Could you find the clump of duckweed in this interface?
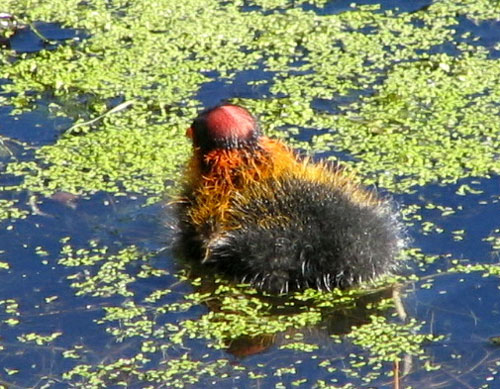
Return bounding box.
[484,229,500,252]
[0,298,20,326]
[58,241,165,297]
[63,354,232,388]
[5,106,192,199]
[177,285,323,349]
[71,266,409,386]
[449,263,500,278]
[1,0,499,197]
[17,331,62,345]
[279,342,319,352]
[98,301,155,341]
[347,315,443,365]
[0,199,28,221]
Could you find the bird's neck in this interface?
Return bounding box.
[184,137,297,226]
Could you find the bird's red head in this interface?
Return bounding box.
[187,104,261,153]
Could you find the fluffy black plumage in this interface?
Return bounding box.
[178,175,404,294]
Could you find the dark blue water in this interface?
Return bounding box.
[1,4,500,388]
[301,0,433,15]
[5,21,85,53]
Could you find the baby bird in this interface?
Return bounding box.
[176,104,405,294]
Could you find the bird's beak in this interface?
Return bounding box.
[186,127,193,139]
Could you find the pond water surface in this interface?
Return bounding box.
[1,1,500,388]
